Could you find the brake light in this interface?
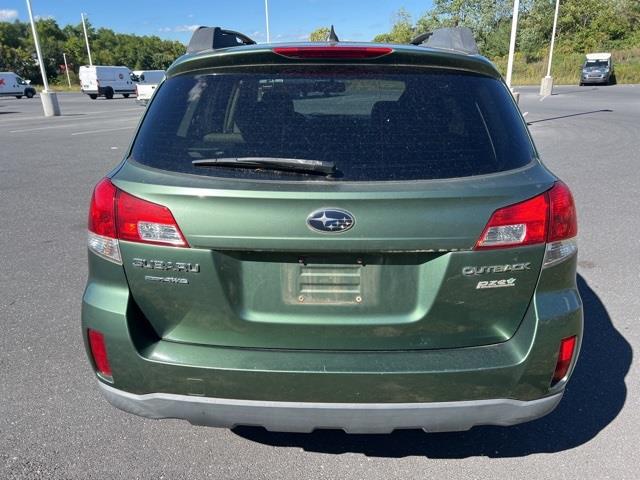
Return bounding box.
[88,179,121,263]
[88,178,188,263]
[551,336,577,385]
[273,46,393,59]
[475,193,548,249]
[116,189,187,246]
[547,182,577,241]
[475,182,578,266]
[88,329,112,380]
[544,182,578,267]
[89,178,117,237]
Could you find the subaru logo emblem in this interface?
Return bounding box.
[307,208,355,234]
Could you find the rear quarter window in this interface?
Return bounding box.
[130,67,535,182]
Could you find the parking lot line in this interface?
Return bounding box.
[0,107,143,126]
[71,125,138,136]
[10,117,138,134]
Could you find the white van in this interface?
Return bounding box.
[132,70,165,105]
[131,70,165,84]
[79,65,136,99]
[0,72,36,98]
[580,53,615,85]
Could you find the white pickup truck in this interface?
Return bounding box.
[133,70,165,105]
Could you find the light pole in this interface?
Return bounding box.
[540,0,561,96]
[25,0,61,116]
[264,0,271,43]
[63,53,71,88]
[505,0,520,101]
[81,13,93,66]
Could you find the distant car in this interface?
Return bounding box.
[580,53,615,85]
[132,70,165,105]
[79,65,136,99]
[83,26,582,434]
[0,72,36,99]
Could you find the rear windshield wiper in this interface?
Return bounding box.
[192,157,336,175]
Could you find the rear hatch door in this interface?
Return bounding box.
[115,163,551,351]
[116,63,551,351]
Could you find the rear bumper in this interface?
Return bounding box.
[98,381,563,433]
[81,87,136,96]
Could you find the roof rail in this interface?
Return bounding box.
[410,27,478,55]
[187,27,256,54]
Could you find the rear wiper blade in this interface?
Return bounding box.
[192,157,336,175]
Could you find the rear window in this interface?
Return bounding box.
[585,60,609,68]
[130,67,535,182]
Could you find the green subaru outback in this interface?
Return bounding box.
[82,27,582,433]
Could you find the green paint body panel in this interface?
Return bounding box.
[81,42,583,417]
[82,251,581,403]
[111,161,553,351]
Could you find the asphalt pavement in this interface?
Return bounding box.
[0,86,638,479]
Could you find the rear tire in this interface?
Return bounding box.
[89,94,98,100]
[105,87,114,100]
[15,95,23,99]
[123,93,130,98]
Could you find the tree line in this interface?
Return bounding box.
[0,19,186,84]
[369,0,639,61]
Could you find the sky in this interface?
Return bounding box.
[0,0,434,44]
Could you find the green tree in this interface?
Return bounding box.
[373,8,416,44]
[309,27,330,42]
[0,18,186,84]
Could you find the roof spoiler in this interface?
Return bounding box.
[187,27,256,54]
[410,27,479,55]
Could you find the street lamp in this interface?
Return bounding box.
[540,0,561,96]
[264,0,271,43]
[81,13,93,66]
[63,53,71,88]
[505,0,521,103]
[25,0,61,116]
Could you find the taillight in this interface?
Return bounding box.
[88,178,117,237]
[551,335,577,385]
[88,329,113,381]
[88,178,188,263]
[88,178,121,263]
[547,181,577,241]
[116,189,187,246]
[475,181,578,266]
[273,46,393,59]
[544,182,578,267]
[475,193,548,249]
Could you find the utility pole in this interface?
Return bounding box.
[81,13,93,66]
[264,0,271,43]
[505,0,520,93]
[540,0,561,96]
[25,0,61,116]
[63,53,71,88]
